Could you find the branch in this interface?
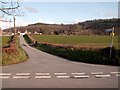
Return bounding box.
[0,1,20,15]
[0,3,20,10]
[1,1,8,4]
[0,9,12,15]
[0,10,11,15]
[0,20,9,22]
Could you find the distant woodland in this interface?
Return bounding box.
[3,18,120,35]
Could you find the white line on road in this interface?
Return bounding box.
[73,75,89,78]
[16,73,30,75]
[0,76,10,79]
[13,76,30,79]
[91,72,103,75]
[0,73,11,76]
[54,73,67,75]
[36,73,50,75]
[35,76,51,79]
[57,76,70,79]
[95,75,111,78]
[71,72,86,75]
[115,74,120,77]
[110,72,120,74]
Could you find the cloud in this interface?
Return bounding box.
[1,22,9,30]
[16,20,30,26]
[24,6,39,13]
[1,19,32,30]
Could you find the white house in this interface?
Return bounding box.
[25,29,28,34]
[12,33,15,35]
[28,31,31,34]
[19,30,28,35]
[17,31,21,34]
[34,31,39,34]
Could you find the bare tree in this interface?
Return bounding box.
[0,0,20,16]
[0,0,22,34]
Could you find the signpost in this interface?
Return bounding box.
[106,27,115,58]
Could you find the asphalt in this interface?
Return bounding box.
[1,35,119,88]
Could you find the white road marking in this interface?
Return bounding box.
[91,72,103,75]
[1,72,118,79]
[35,76,51,79]
[16,73,30,75]
[13,76,30,79]
[0,76,10,79]
[36,73,50,75]
[57,76,70,78]
[0,73,11,76]
[54,73,67,75]
[74,75,89,78]
[115,74,120,77]
[110,72,120,74]
[95,75,111,78]
[71,72,86,75]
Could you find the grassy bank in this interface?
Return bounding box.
[2,36,13,47]
[1,35,28,66]
[24,34,120,66]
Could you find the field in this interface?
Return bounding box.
[2,36,12,47]
[31,35,119,49]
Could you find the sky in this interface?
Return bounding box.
[1,2,118,29]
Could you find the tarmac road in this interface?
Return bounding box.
[2,35,119,88]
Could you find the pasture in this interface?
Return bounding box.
[31,35,119,49]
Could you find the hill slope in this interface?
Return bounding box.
[3,18,120,35]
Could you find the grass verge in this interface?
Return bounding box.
[2,36,13,48]
[1,35,28,66]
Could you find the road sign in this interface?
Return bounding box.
[105,27,115,58]
[105,29,113,32]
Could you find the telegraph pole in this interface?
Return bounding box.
[9,19,12,36]
[13,16,16,35]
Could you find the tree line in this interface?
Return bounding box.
[3,18,120,35]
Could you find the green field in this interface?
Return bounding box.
[2,36,11,47]
[31,35,119,48]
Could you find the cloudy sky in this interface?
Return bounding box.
[1,1,118,29]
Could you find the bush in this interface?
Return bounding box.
[34,43,120,66]
[23,34,32,43]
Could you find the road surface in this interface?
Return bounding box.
[1,35,119,88]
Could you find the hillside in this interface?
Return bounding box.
[3,18,120,35]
